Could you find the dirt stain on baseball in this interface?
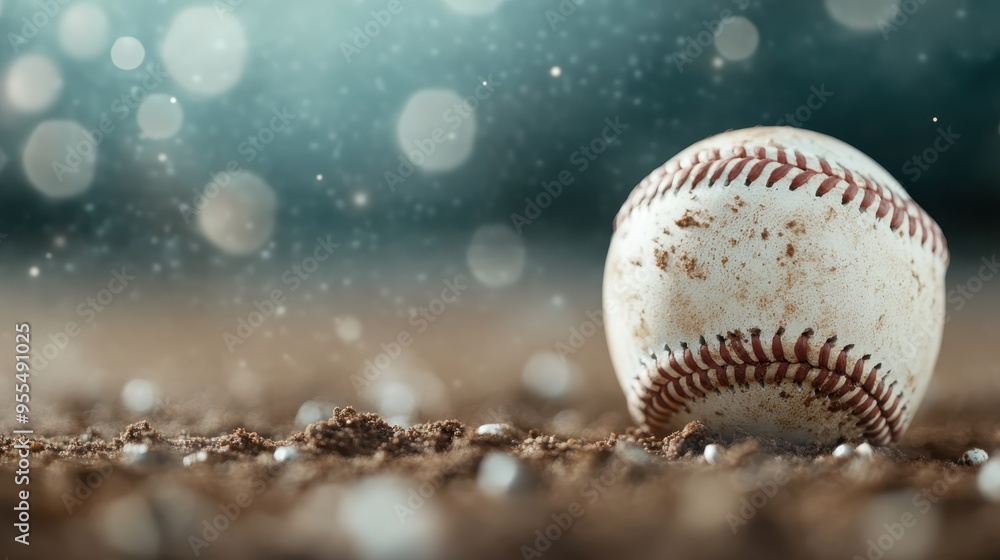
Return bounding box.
[678,253,706,280]
[785,220,806,235]
[675,210,710,229]
[654,248,669,271]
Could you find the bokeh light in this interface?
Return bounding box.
[443,0,505,16]
[110,36,146,70]
[137,94,184,140]
[197,172,277,255]
[466,224,526,288]
[58,3,111,60]
[825,0,901,31]
[396,89,477,173]
[5,54,62,113]
[715,16,760,61]
[161,6,248,96]
[22,120,97,199]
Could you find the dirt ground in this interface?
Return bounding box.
[2,256,1000,559]
[1,399,998,560]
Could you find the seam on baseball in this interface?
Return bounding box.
[613,144,949,264]
[629,328,906,445]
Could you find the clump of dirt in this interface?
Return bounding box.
[215,428,275,455]
[294,406,396,455]
[396,419,466,454]
[290,407,466,458]
[660,421,719,459]
[112,420,164,447]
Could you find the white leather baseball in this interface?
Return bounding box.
[603,127,948,445]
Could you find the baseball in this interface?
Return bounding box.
[603,127,948,445]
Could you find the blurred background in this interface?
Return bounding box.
[1,0,999,434]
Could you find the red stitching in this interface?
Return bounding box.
[614,145,949,263]
[630,329,907,445]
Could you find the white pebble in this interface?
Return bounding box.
[616,441,653,466]
[121,443,152,466]
[339,476,442,560]
[977,456,1000,502]
[295,399,334,427]
[274,445,300,463]
[476,423,515,437]
[833,443,855,458]
[182,450,209,467]
[703,444,723,465]
[961,448,989,467]
[855,442,876,460]
[121,379,160,414]
[522,351,576,400]
[477,452,527,496]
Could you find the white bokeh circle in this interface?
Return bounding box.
[162,6,248,96]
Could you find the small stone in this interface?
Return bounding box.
[121,442,171,466]
[121,379,160,415]
[182,450,209,467]
[616,441,653,466]
[274,445,300,463]
[833,443,855,458]
[961,448,989,467]
[855,442,876,460]
[977,456,1000,502]
[703,443,723,465]
[122,443,149,462]
[476,423,515,437]
[295,399,335,427]
[477,452,529,496]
